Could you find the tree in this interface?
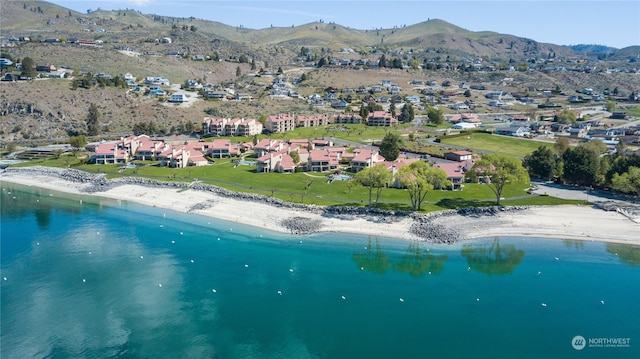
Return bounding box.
[389,101,396,118]
[235,66,241,77]
[605,100,616,112]
[398,161,449,211]
[523,146,557,180]
[20,56,36,78]
[354,164,392,207]
[471,154,529,205]
[556,110,577,124]
[554,136,570,155]
[399,102,414,123]
[86,103,100,136]
[611,167,640,196]
[378,54,387,68]
[426,106,444,125]
[289,150,300,164]
[378,132,402,161]
[69,135,87,150]
[562,146,600,186]
[359,103,369,120]
[250,58,256,70]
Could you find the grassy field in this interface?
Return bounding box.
[10,151,583,212]
[439,132,554,158]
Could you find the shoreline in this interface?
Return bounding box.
[1,167,639,246]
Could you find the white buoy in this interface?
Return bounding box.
[554,257,559,261]
[277,290,282,295]
[180,232,184,235]
[82,279,86,283]
[541,303,547,307]
[244,264,249,268]
[428,271,432,275]
[140,256,144,259]
[229,228,233,231]
[289,268,294,272]
[171,240,175,244]
[212,289,217,293]
[399,298,404,302]
[89,251,92,255]
[601,300,605,304]
[537,271,541,275]
[158,283,162,287]
[160,225,164,228]
[467,266,471,271]
[299,240,303,244]
[476,298,480,302]
[36,242,40,246]
[259,234,263,237]
[3,277,7,281]
[97,232,100,235]
[360,267,364,270]
[341,295,346,300]
[217,237,220,241]
[364,246,367,250]
[190,259,194,263]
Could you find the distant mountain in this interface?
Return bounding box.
[1,0,579,61]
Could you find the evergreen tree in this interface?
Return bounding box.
[523,146,557,180]
[86,103,100,136]
[20,56,37,78]
[400,103,415,123]
[379,132,402,161]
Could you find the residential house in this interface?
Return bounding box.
[367,111,398,127]
[169,93,186,103]
[308,149,340,172]
[296,114,331,128]
[237,118,263,136]
[92,142,129,164]
[208,139,240,158]
[266,113,296,133]
[433,163,466,190]
[333,113,363,124]
[331,100,348,109]
[256,150,296,173]
[444,150,473,162]
[494,124,530,137]
[351,149,385,172]
[36,63,56,72]
[254,139,286,157]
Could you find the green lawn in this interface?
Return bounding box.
[207,123,415,145]
[9,147,582,212]
[439,132,553,158]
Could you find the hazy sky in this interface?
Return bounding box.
[49,1,639,48]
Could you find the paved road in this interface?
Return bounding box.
[531,181,639,205]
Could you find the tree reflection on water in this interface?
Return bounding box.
[352,238,392,274]
[352,238,448,277]
[606,243,640,266]
[393,241,448,277]
[461,237,525,275]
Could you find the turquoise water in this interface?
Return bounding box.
[1,182,639,359]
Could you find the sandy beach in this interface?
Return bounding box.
[1,168,639,245]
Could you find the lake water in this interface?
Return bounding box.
[1,182,639,359]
